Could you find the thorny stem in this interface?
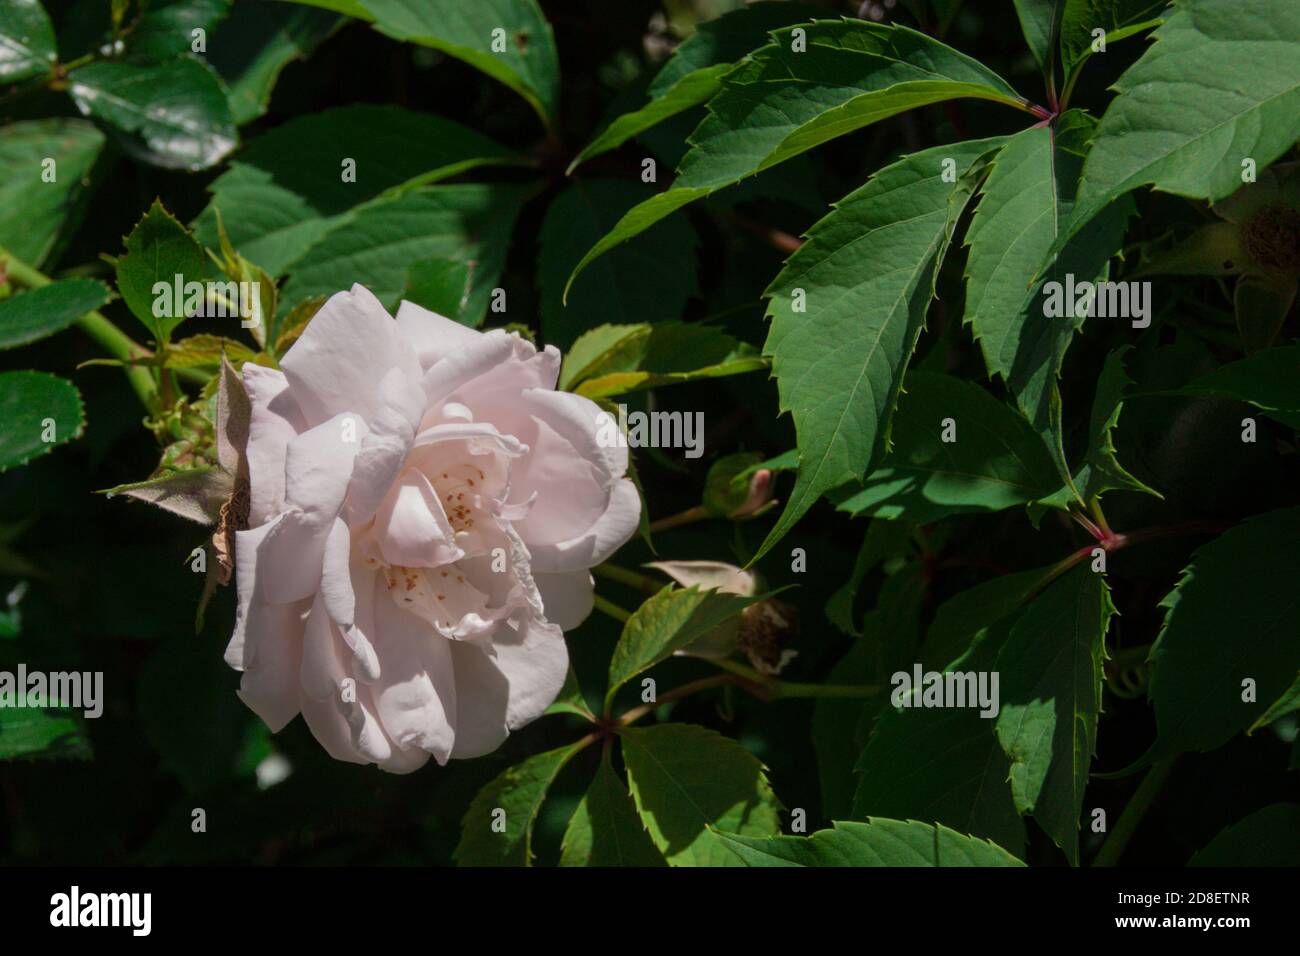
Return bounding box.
[3,249,158,410]
[1094,756,1178,866]
[648,504,709,534]
[707,657,881,701]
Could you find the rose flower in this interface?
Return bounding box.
[225,286,640,772]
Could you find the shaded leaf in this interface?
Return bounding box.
[559,752,666,867]
[712,817,1025,866]
[454,739,589,865]
[620,723,781,866]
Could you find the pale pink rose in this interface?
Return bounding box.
[224,285,640,772]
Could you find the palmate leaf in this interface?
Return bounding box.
[560,752,665,867]
[1146,506,1300,760]
[194,105,520,276]
[620,723,782,866]
[711,818,1025,867]
[0,371,84,472]
[753,138,1002,562]
[454,739,590,866]
[962,111,1133,491]
[831,370,1061,522]
[994,565,1113,865]
[564,19,1029,296]
[566,1,822,171]
[68,56,238,171]
[0,119,105,267]
[1048,0,1300,264]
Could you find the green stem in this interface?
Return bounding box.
[2,250,157,410]
[708,657,880,700]
[1093,756,1178,867]
[593,563,661,594]
[648,504,709,534]
[592,594,631,624]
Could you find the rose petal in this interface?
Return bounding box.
[395,300,483,371]
[446,616,567,759]
[533,570,595,632]
[242,364,306,525]
[370,596,458,763]
[281,284,421,427]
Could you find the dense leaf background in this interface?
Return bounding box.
[0,0,1297,866]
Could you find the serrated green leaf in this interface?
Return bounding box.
[620,723,781,866]
[279,183,529,326]
[921,562,1061,672]
[816,564,923,819]
[538,180,698,350]
[0,119,105,268]
[360,0,560,127]
[994,565,1112,865]
[560,752,666,866]
[853,612,1025,856]
[567,1,822,171]
[68,56,238,171]
[565,19,1028,294]
[711,818,1025,866]
[1147,506,1300,759]
[831,371,1061,522]
[1051,0,1300,264]
[1188,804,1300,866]
[606,584,762,710]
[0,279,109,350]
[1059,0,1165,88]
[567,322,763,399]
[0,371,83,472]
[195,105,520,276]
[1033,346,1160,511]
[208,0,341,125]
[115,200,208,343]
[963,113,1134,493]
[0,0,55,83]
[753,139,1002,562]
[455,739,590,866]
